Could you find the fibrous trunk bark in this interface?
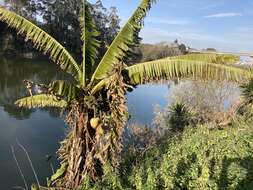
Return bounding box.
[54,68,128,189]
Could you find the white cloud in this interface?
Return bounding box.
[204,13,242,18]
[146,17,190,26]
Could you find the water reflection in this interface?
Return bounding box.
[0,58,67,119]
[127,85,170,124]
[0,58,67,189]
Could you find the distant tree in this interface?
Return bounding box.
[106,6,120,45]
[91,1,122,57]
[179,43,187,54]
[206,48,217,52]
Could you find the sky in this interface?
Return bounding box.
[90,0,253,53]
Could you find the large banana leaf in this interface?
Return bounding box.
[91,0,156,82]
[124,59,252,85]
[170,53,239,65]
[48,80,80,101]
[79,2,100,85]
[15,94,67,109]
[0,7,82,81]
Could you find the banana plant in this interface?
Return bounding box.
[0,0,252,188]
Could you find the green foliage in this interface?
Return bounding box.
[99,164,124,190]
[47,163,68,186]
[238,79,253,119]
[174,53,240,65]
[79,164,124,190]
[240,79,253,104]
[15,94,67,108]
[126,56,252,85]
[48,80,80,101]
[80,3,101,85]
[158,121,253,190]
[168,102,192,132]
[80,119,253,190]
[216,54,240,65]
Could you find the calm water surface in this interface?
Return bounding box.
[0,58,170,189]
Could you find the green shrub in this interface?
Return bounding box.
[159,122,253,190]
[238,80,253,120]
[168,102,193,132]
[240,79,253,104]
[79,164,124,190]
[81,119,253,190]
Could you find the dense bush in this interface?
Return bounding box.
[170,81,240,125]
[157,121,253,190]
[80,118,253,190]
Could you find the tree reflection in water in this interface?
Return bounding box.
[0,57,68,119]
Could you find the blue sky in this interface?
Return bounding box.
[90,0,253,52]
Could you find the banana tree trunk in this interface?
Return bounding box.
[54,68,128,188]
